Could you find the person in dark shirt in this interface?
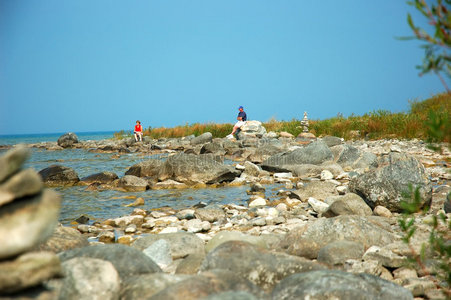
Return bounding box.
[228,106,247,139]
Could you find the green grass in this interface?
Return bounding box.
[118,93,450,142]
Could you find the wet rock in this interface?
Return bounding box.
[121,273,191,300]
[132,232,205,260]
[200,241,325,292]
[58,244,162,278]
[262,140,333,172]
[271,270,413,300]
[191,132,213,145]
[195,205,226,222]
[277,216,395,259]
[0,145,30,183]
[0,169,43,206]
[349,152,432,212]
[0,189,61,260]
[75,214,90,224]
[59,257,120,300]
[150,269,265,300]
[249,183,265,194]
[116,175,149,192]
[323,193,373,217]
[0,251,62,294]
[153,180,189,189]
[124,159,163,178]
[34,225,89,253]
[57,132,79,148]
[317,241,364,266]
[38,164,80,187]
[80,171,119,185]
[98,231,115,243]
[158,153,240,184]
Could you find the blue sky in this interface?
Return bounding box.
[0,0,447,135]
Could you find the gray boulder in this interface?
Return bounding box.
[38,164,80,187]
[289,181,337,201]
[58,244,162,278]
[321,136,343,147]
[80,171,119,185]
[0,251,62,294]
[0,145,30,183]
[205,231,282,252]
[132,232,205,260]
[34,225,89,253]
[116,175,149,191]
[331,144,378,170]
[158,153,240,184]
[124,159,163,178]
[175,253,205,274]
[271,270,413,300]
[277,215,395,259]
[60,257,120,300]
[0,189,61,260]
[323,193,373,217]
[199,241,325,292]
[201,141,225,155]
[289,162,344,178]
[248,144,283,163]
[194,205,226,222]
[57,132,79,148]
[149,269,265,300]
[191,132,213,145]
[237,121,267,139]
[349,152,432,212]
[317,241,365,266]
[203,291,261,300]
[262,140,333,172]
[121,273,191,300]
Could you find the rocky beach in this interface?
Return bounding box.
[0,122,449,299]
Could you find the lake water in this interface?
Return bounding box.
[0,132,284,225]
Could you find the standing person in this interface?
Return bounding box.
[228,106,247,139]
[134,120,143,142]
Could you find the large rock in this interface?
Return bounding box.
[158,153,240,184]
[289,162,344,178]
[323,193,373,217]
[124,159,163,178]
[149,269,265,300]
[237,121,267,139]
[115,175,149,191]
[199,241,325,292]
[0,251,62,294]
[317,241,365,266]
[0,189,61,260]
[38,164,80,187]
[121,273,191,300]
[200,141,225,155]
[34,225,89,253]
[205,231,281,252]
[194,205,226,222]
[262,140,333,172]
[58,244,162,278]
[80,171,119,185]
[57,132,79,148]
[191,132,213,145]
[331,144,378,170]
[132,232,205,260]
[0,169,43,206]
[271,270,413,300]
[349,152,432,212]
[289,181,337,201]
[277,215,395,259]
[60,257,120,300]
[321,136,343,147]
[248,144,283,163]
[0,145,30,183]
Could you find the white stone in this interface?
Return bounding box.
[307,197,330,214]
[159,227,179,234]
[125,224,137,233]
[235,164,245,170]
[276,203,288,212]
[249,197,267,208]
[320,170,334,180]
[336,186,347,195]
[114,215,144,227]
[267,207,279,217]
[274,172,293,180]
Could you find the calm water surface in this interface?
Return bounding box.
[0,132,284,225]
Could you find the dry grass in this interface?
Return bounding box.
[119,93,450,142]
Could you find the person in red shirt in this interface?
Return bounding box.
[134,120,143,142]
